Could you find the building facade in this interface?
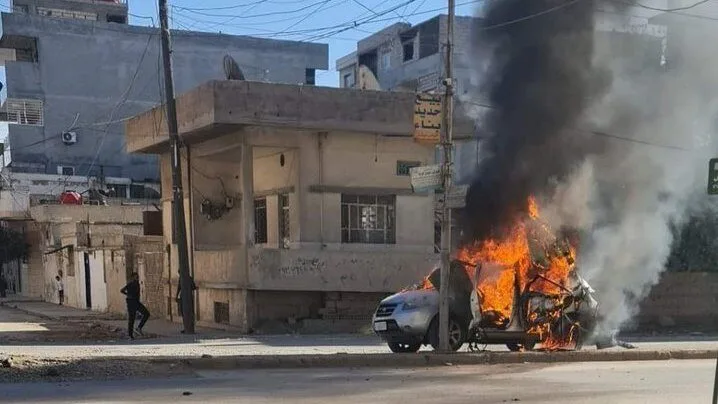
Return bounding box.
[336,13,668,184]
[0,0,328,183]
[124,80,481,332]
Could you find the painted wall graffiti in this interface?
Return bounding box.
[276,257,326,278]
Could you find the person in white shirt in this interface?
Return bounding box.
[55,276,64,305]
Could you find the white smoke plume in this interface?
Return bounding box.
[549,12,716,333]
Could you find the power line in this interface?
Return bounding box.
[479,0,585,31]
[612,0,712,12]
[350,0,410,24]
[173,0,310,12]
[463,100,691,151]
[173,0,334,20]
[171,0,352,30]
[274,0,335,34]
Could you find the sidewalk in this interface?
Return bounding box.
[1,299,717,370]
[0,299,232,340]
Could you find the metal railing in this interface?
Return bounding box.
[0,98,44,126]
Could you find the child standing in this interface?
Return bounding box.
[55,275,64,305]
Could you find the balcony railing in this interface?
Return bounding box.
[0,98,44,126]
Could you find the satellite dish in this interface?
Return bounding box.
[223,55,245,80]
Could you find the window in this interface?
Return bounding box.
[130,184,148,199]
[381,51,391,70]
[107,15,127,24]
[213,302,230,324]
[402,40,415,62]
[305,68,316,85]
[343,73,354,88]
[396,160,421,176]
[4,98,43,125]
[278,194,290,248]
[57,166,74,176]
[110,184,128,198]
[341,195,396,244]
[254,198,268,244]
[16,39,38,63]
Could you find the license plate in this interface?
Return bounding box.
[374,321,387,331]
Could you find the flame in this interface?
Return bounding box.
[457,196,578,350]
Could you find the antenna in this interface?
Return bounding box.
[223,55,245,80]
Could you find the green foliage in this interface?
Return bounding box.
[666,214,718,272]
[0,226,28,265]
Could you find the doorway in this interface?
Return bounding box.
[83,252,92,309]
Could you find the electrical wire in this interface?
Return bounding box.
[172,0,310,12]
[479,0,585,31]
[612,0,712,12]
[173,0,334,19]
[274,0,335,35]
[350,0,410,24]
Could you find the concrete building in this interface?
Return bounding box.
[125,80,475,332]
[0,0,328,183]
[28,203,160,314]
[336,12,668,183]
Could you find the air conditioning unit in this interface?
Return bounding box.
[61,131,77,145]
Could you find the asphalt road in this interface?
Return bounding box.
[2,305,717,358]
[0,359,713,403]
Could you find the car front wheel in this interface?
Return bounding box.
[428,316,465,352]
[388,341,421,353]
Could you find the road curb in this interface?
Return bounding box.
[166,349,718,370]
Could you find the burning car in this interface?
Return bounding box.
[372,197,600,353]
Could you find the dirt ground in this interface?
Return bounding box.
[0,356,193,383]
[0,305,151,344]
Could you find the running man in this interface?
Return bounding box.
[120,273,150,339]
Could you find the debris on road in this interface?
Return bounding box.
[0,357,193,384]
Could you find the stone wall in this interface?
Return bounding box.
[320,291,388,321]
[636,272,718,329]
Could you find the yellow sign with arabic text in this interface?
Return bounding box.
[413,93,443,144]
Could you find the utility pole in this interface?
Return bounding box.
[158,0,194,334]
[438,0,456,353]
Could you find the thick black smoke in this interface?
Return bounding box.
[464,0,607,242]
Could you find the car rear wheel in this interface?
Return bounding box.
[428,316,465,352]
[388,341,421,353]
[506,341,536,352]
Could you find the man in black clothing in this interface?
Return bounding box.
[0,275,7,298]
[120,273,150,339]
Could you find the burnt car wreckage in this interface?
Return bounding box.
[372,235,636,353]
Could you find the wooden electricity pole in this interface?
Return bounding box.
[438,0,456,353]
[158,0,195,334]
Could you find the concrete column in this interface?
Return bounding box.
[241,143,254,247]
[297,133,321,244]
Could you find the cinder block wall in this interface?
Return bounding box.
[637,272,718,329]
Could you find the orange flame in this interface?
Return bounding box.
[457,196,578,350]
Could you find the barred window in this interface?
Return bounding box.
[278,194,290,248]
[341,195,395,244]
[254,198,267,244]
